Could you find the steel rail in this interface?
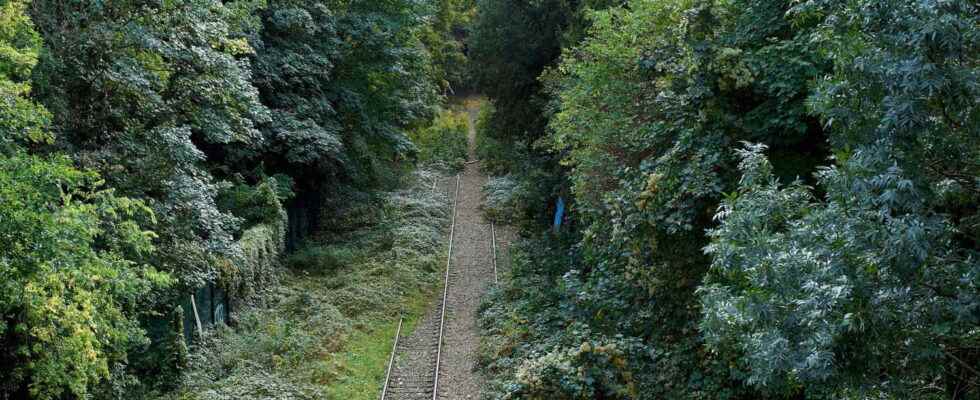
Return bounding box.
[490,222,498,284]
[380,317,403,400]
[488,177,499,284]
[431,173,461,400]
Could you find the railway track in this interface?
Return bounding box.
[381,167,500,400]
[382,102,498,400]
[431,173,461,400]
[380,174,459,400]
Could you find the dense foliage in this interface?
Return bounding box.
[0,2,170,398]
[30,0,273,293]
[170,169,450,399]
[0,0,464,396]
[408,109,469,171]
[3,0,977,397]
[469,0,569,146]
[418,0,476,94]
[248,0,442,192]
[477,0,979,399]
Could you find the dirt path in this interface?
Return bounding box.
[384,104,497,400]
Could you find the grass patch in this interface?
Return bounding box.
[325,289,433,399]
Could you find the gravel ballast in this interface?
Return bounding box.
[385,106,499,400]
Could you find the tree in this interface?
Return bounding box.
[247,0,438,208]
[30,0,271,288]
[0,154,170,400]
[416,0,475,95]
[702,144,979,397]
[544,0,828,354]
[469,0,617,145]
[701,0,980,397]
[469,0,569,144]
[0,2,169,397]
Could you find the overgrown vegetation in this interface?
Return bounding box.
[160,169,449,399]
[475,0,979,399]
[418,0,477,95]
[3,0,978,397]
[474,102,518,176]
[0,0,469,396]
[409,109,469,171]
[0,3,171,398]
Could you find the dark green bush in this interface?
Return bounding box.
[285,245,359,275]
[474,102,521,176]
[218,178,289,229]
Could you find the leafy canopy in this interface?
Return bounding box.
[0,2,169,398]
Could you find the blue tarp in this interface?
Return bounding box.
[554,197,565,231]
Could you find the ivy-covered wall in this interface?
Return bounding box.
[224,207,288,314]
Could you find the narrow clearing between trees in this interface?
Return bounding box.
[383,105,499,400]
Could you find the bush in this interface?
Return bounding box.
[285,245,359,275]
[409,110,468,171]
[474,102,521,176]
[217,178,291,229]
[482,175,520,223]
[475,102,569,230]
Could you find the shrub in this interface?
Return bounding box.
[285,245,359,275]
[408,110,468,171]
[482,175,520,223]
[474,102,520,176]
